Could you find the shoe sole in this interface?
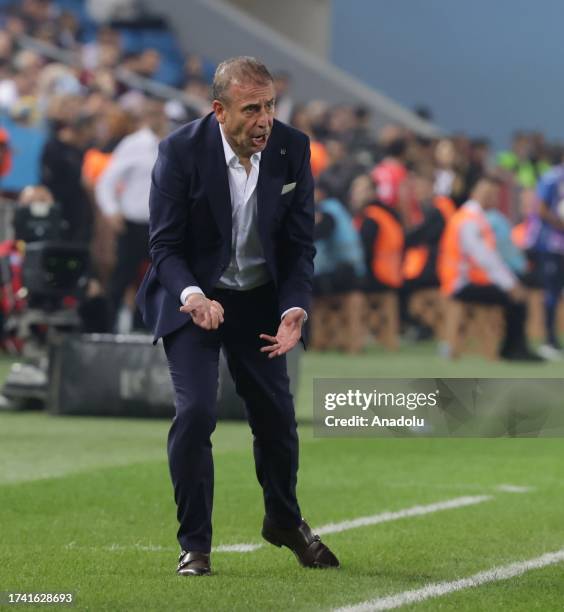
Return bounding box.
[177,569,212,576]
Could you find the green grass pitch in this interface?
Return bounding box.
[1,344,564,611]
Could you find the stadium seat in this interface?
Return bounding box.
[365,291,400,351]
[408,288,445,339]
[442,299,504,360]
[310,292,366,353]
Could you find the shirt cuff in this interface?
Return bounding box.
[281,307,308,322]
[180,286,204,305]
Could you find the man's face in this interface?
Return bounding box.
[213,80,275,159]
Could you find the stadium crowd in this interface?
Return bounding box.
[1,0,563,362]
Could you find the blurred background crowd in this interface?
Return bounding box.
[1,0,563,363]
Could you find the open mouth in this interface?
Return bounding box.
[251,134,267,147]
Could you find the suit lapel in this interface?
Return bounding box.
[257,123,288,240]
[196,114,231,241]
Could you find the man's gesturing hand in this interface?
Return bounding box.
[260,309,305,358]
[179,294,224,330]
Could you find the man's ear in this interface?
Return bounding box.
[212,99,225,124]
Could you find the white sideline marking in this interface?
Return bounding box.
[100,543,174,552]
[334,548,564,612]
[218,495,492,553]
[496,484,534,493]
[315,495,492,536]
[213,543,263,553]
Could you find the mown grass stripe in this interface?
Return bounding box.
[335,548,564,611]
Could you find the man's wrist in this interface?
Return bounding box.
[281,307,307,322]
[180,286,205,305]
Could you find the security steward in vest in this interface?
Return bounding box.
[438,174,542,361]
[352,179,404,293]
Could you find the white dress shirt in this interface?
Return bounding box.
[458,200,517,292]
[181,126,306,321]
[96,127,159,223]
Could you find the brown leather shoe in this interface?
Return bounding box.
[261,517,339,568]
[176,551,211,576]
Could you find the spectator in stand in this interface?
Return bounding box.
[318,134,366,208]
[83,104,136,287]
[290,105,328,178]
[119,49,161,88]
[0,30,14,79]
[348,106,379,164]
[40,103,96,244]
[95,98,168,330]
[83,105,136,188]
[351,173,404,294]
[497,131,550,189]
[313,178,365,296]
[484,197,527,278]
[273,70,294,124]
[82,26,122,71]
[0,50,44,120]
[306,99,330,141]
[399,167,455,339]
[511,188,543,289]
[464,138,491,195]
[9,0,57,37]
[434,138,467,204]
[349,172,376,216]
[36,63,83,119]
[377,123,405,153]
[136,49,161,79]
[438,175,541,361]
[406,135,435,172]
[183,54,206,84]
[525,154,564,358]
[56,10,81,50]
[183,76,210,103]
[402,166,456,290]
[327,105,356,141]
[370,137,408,213]
[2,9,26,39]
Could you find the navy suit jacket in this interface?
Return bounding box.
[136,112,315,343]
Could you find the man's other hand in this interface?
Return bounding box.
[180,294,224,330]
[259,309,305,358]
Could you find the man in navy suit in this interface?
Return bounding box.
[137,57,339,575]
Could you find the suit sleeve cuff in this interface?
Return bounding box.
[180,285,204,305]
[281,307,308,322]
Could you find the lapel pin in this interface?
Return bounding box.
[280,148,286,156]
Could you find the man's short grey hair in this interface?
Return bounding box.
[212,56,273,103]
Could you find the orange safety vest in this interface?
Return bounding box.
[402,196,456,280]
[511,221,527,249]
[82,148,113,186]
[358,204,404,288]
[438,204,496,295]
